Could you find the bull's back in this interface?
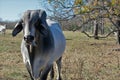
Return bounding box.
[46,19,66,61]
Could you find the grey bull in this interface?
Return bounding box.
[12,10,66,80]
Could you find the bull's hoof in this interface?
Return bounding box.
[57,78,62,80]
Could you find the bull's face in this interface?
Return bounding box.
[12,10,48,46]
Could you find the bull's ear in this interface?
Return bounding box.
[38,10,46,22]
[12,21,23,37]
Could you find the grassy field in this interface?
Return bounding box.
[0,30,120,80]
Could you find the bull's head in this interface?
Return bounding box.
[12,10,48,46]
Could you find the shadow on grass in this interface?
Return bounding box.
[66,38,73,40]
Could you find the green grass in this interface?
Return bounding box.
[0,30,120,80]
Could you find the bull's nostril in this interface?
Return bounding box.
[24,37,26,40]
[24,35,34,42]
[27,35,34,41]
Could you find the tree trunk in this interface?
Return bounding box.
[117,31,120,44]
[101,18,104,35]
[93,20,99,39]
[116,20,120,44]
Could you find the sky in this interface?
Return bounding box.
[0,0,46,21]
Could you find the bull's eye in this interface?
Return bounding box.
[35,19,41,27]
[35,21,42,31]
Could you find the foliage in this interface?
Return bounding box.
[39,0,75,20]
[46,0,120,26]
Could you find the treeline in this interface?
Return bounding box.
[0,19,83,31]
[0,18,114,33]
[0,21,17,29]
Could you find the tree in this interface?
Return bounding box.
[39,0,75,20]
[41,0,120,40]
[73,0,120,39]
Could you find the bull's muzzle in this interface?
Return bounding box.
[24,35,34,43]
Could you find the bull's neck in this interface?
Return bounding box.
[39,31,54,53]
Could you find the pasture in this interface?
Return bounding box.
[0,30,120,80]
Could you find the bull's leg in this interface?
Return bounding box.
[40,65,52,80]
[50,65,54,80]
[27,69,34,80]
[56,57,62,80]
[25,62,34,80]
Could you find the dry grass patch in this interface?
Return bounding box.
[0,30,120,80]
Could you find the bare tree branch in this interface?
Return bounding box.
[104,6,119,29]
[82,29,120,38]
[72,14,110,31]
